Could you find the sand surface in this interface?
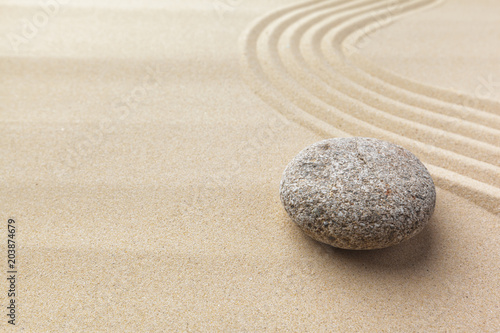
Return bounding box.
[1,0,499,331]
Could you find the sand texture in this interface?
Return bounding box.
[1,0,499,331]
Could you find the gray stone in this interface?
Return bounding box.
[279,137,436,250]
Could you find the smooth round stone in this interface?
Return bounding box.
[280,137,436,250]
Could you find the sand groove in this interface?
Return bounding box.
[240,0,500,214]
[285,14,500,147]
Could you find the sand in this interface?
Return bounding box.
[0,0,499,331]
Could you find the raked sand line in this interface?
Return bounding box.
[240,0,498,213]
[278,0,500,165]
[268,0,496,182]
[258,7,500,188]
[337,2,500,120]
[240,0,500,214]
[240,0,351,139]
[283,5,500,147]
[344,38,500,118]
[300,2,500,144]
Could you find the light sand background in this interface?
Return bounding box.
[1,0,499,331]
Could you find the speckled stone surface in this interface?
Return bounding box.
[280,137,436,250]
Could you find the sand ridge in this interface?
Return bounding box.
[240,0,500,214]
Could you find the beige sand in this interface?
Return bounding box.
[1,0,499,331]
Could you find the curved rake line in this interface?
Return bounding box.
[320,0,500,130]
[257,0,500,185]
[289,0,500,146]
[240,0,349,138]
[340,2,500,118]
[277,0,500,166]
[427,164,500,215]
[240,0,500,214]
